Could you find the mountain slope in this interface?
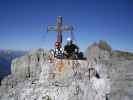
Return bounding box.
[0,50,27,81]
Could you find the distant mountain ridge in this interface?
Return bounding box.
[111,50,133,60]
[0,49,27,82]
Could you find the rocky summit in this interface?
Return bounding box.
[0,42,133,100]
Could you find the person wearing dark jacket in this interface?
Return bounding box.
[64,37,79,59]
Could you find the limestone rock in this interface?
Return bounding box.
[1,42,132,100]
[11,49,49,80]
[85,41,111,62]
[108,59,133,100]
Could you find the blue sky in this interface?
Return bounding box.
[0,0,133,52]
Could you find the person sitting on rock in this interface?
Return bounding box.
[64,37,79,59]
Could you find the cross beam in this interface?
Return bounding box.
[47,16,74,49]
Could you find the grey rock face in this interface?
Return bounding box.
[108,59,133,100]
[85,42,111,62]
[11,49,49,81]
[0,43,132,100]
[85,42,133,100]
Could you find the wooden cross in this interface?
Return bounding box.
[47,16,74,49]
